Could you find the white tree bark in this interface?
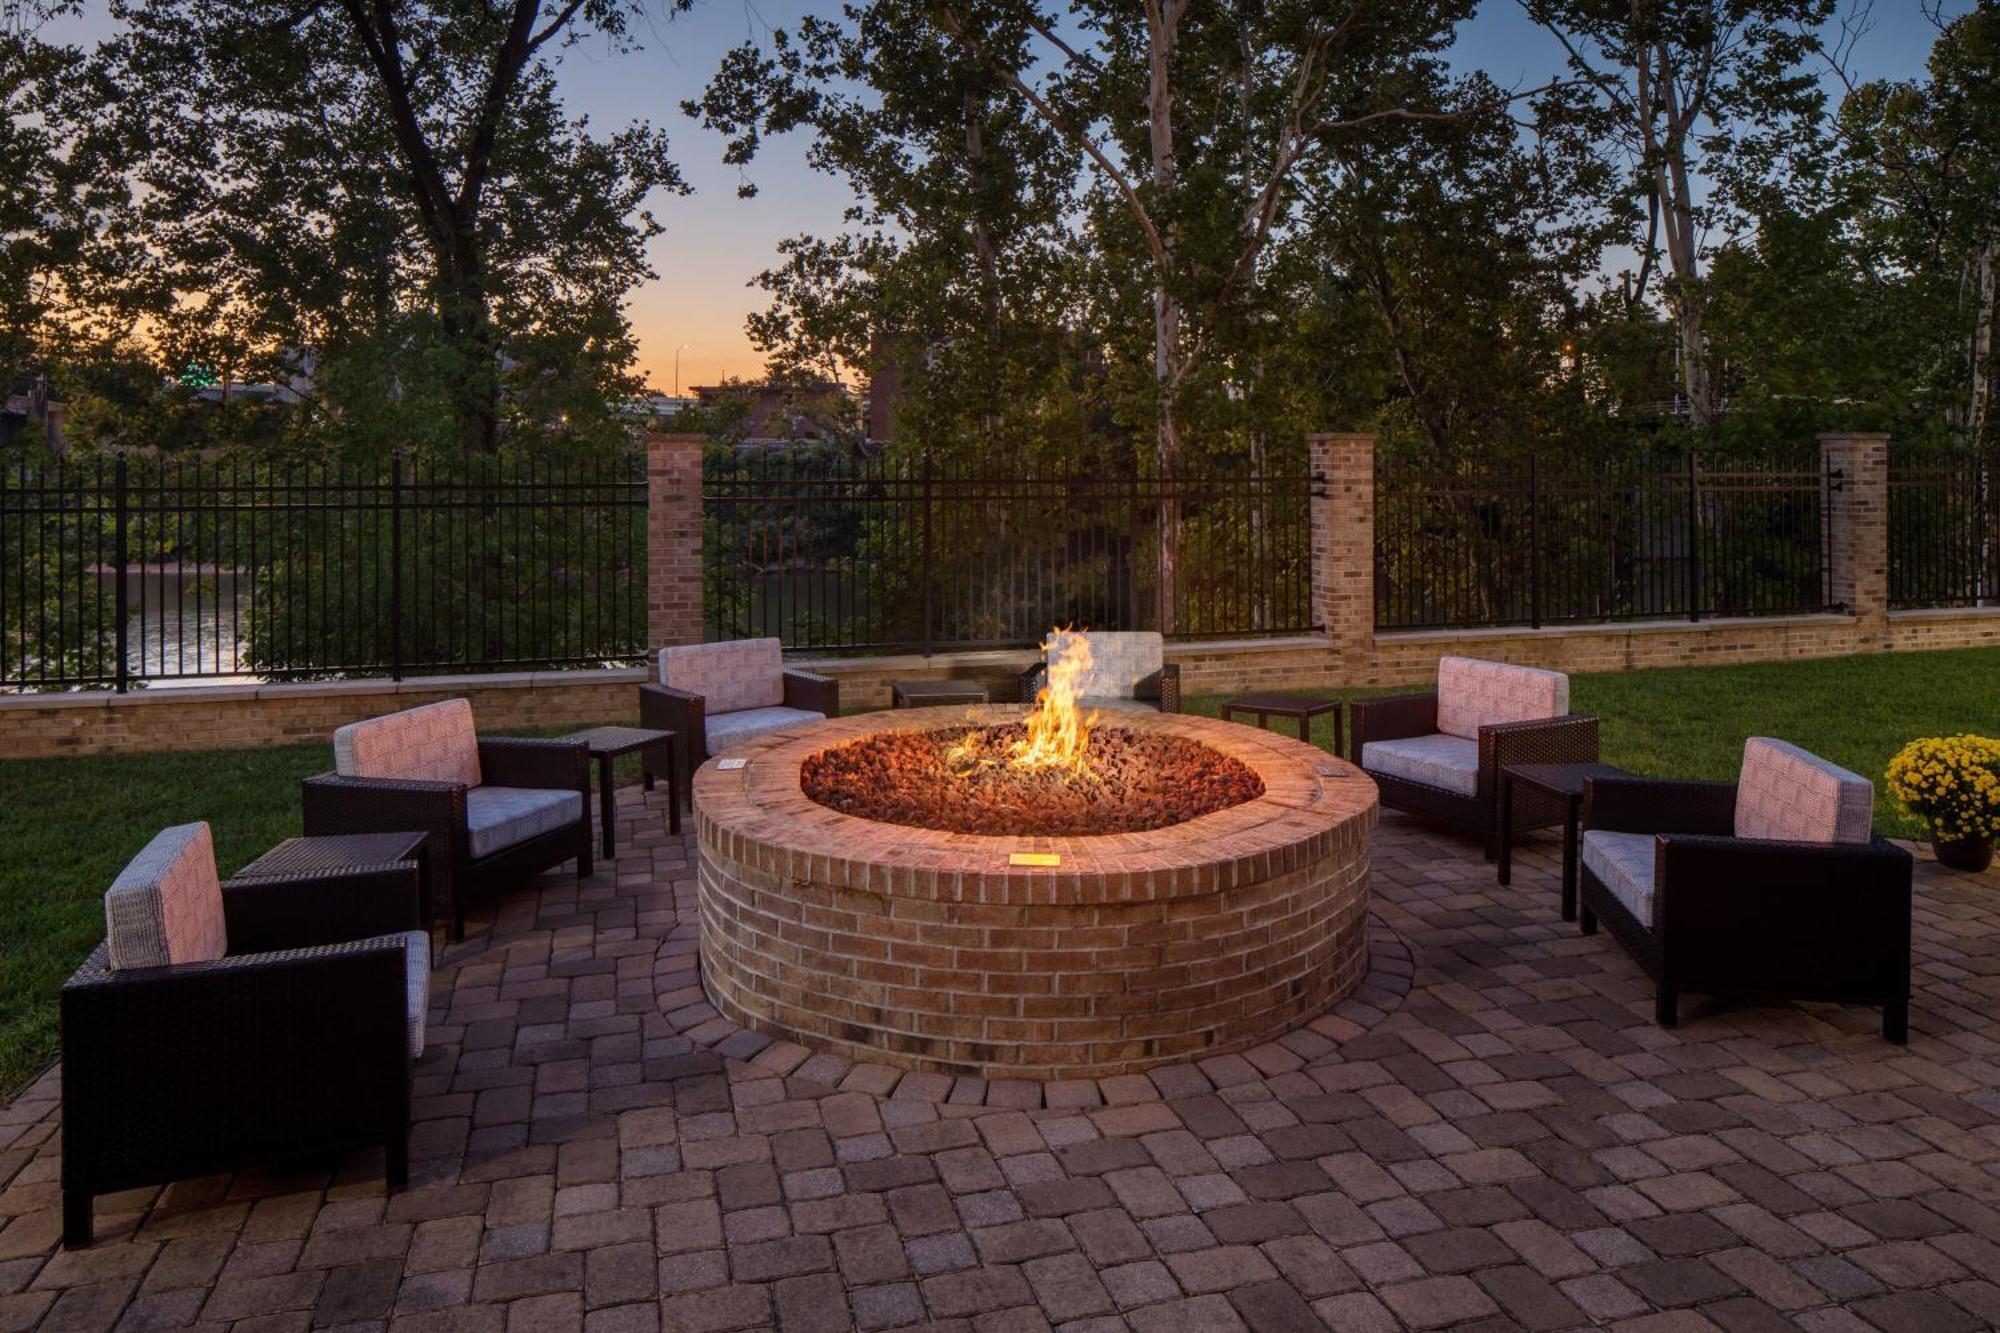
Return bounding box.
[1972,232,1996,446]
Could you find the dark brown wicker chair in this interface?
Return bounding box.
[1579,740,1912,1041]
[1351,657,1597,860]
[62,824,424,1247]
[1017,630,1180,713]
[300,699,590,940]
[640,639,839,808]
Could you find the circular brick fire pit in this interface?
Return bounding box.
[694,704,1379,1079]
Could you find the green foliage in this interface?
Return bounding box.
[20,0,689,456]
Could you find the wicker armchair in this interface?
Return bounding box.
[61,823,425,1247]
[640,639,839,808]
[1017,630,1180,713]
[1580,739,1912,1040]
[300,698,590,940]
[1351,656,1598,860]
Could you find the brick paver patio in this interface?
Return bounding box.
[4,785,1999,1333]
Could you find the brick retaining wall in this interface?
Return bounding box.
[8,605,1995,759]
[0,670,646,759]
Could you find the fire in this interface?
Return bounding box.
[943,629,1099,779]
[1010,631,1097,775]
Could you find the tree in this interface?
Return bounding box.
[1523,0,1831,427]
[1294,69,1614,464]
[104,0,689,453]
[1,0,149,389]
[1835,1,2000,446]
[697,0,1511,630]
[689,2,1086,467]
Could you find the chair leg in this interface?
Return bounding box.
[641,765,655,793]
[386,1131,409,1188]
[1655,986,1679,1028]
[1579,905,1597,935]
[62,1187,92,1249]
[1883,1001,1909,1044]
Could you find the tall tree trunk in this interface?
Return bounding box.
[1972,232,1997,447]
[1653,49,1717,427]
[964,89,1001,447]
[438,226,500,454]
[1148,3,1181,636]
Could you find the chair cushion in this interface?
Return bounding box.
[333,698,481,788]
[105,823,227,970]
[1582,830,1658,927]
[661,639,784,716]
[705,705,826,757]
[1436,656,1569,740]
[465,786,583,860]
[401,930,430,1059]
[1360,735,1481,798]
[1045,631,1163,701]
[1735,737,1874,844]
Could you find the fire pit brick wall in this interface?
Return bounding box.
[694,706,1379,1079]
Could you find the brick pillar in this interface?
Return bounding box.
[1819,431,1891,648]
[1310,432,1376,674]
[647,433,705,649]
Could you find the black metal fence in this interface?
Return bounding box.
[1889,452,1997,609]
[1376,452,1835,630]
[1,453,646,690]
[704,452,1321,652]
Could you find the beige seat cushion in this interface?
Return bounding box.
[400,930,430,1058]
[465,786,582,859]
[661,639,785,716]
[1436,657,1569,740]
[333,698,481,787]
[1361,735,1480,797]
[1582,830,1657,926]
[704,705,826,757]
[1044,631,1163,701]
[105,823,227,970]
[1734,737,1874,844]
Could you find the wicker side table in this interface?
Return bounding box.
[234,831,433,933]
[564,725,679,856]
[1499,761,1630,920]
[1220,693,1345,757]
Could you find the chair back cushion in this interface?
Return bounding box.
[1734,737,1874,844]
[660,639,784,715]
[333,698,481,787]
[1436,656,1570,740]
[1045,631,1163,701]
[105,822,227,969]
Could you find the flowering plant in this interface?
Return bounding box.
[1885,735,2000,843]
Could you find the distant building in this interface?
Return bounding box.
[2,376,65,452]
[691,380,858,448]
[625,392,697,426]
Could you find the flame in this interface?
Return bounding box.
[941,629,1100,779]
[1010,631,1098,775]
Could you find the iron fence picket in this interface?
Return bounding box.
[700,453,1321,652]
[0,453,646,690]
[1889,452,1998,609]
[1375,451,1833,631]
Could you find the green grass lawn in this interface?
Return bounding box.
[5,646,1999,1101]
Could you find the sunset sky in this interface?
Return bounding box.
[57,1,1959,392]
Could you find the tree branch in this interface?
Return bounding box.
[938,5,1170,273]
